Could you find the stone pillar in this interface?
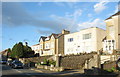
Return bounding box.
[97,54,101,68]
[55,55,60,67]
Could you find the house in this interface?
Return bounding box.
[31,44,40,55]
[0,49,8,61]
[39,30,70,56]
[64,27,106,55]
[102,11,120,54]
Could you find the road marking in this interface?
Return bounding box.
[30,69,43,72]
[14,69,22,73]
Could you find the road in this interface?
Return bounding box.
[1,64,120,77]
[1,64,57,76]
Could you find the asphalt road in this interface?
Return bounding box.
[1,64,120,77]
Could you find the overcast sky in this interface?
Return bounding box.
[1,1,119,51]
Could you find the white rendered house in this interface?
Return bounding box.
[64,27,106,55]
[31,44,40,54]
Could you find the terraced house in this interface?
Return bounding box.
[64,27,106,55]
[39,30,70,56]
[102,11,120,54]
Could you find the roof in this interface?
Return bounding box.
[105,11,120,20]
[39,36,47,42]
[0,49,8,55]
[51,33,63,39]
[80,27,105,31]
[102,36,107,42]
[39,33,63,42]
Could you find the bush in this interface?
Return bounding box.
[48,60,56,66]
[106,67,116,72]
[40,59,56,66]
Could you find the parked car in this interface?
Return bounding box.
[7,60,13,66]
[11,60,23,68]
[0,60,7,64]
[116,58,120,70]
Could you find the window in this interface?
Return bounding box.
[68,38,73,42]
[40,45,42,49]
[45,43,50,49]
[83,33,91,40]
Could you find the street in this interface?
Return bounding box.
[1,64,120,77]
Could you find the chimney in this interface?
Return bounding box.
[62,29,70,35]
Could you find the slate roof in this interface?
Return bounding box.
[39,36,47,42]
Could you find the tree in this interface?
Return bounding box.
[10,42,35,58]
[23,45,34,58]
[11,43,18,58]
[7,48,12,58]
[11,42,24,58]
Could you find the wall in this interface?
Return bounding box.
[64,27,105,55]
[96,28,106,51]
[19,56,52,64]
[31,44,40,54]
[118,15,120,50]
[59,53,99,69]
[104,13,120,52]
[100,55,120,64]
[58,35,64,55]
[102,61,116,70]
[19,53,100,70]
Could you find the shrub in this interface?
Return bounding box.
[48,60,56,66]
[106,67,116,72]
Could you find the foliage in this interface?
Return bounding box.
[7,48,12,58]
[48,60,56,66]
[23,45,34,58]
[40,59,56,66]
[11,42,24,58]
[7,48,11,53]
[10,42,34,59]
[43,59,49,65]
[106,67,116,72]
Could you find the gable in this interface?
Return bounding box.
[40,38,43,43]
[51,35,55,40]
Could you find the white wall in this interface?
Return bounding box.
[64,27,106,55]
[31,44,40,54]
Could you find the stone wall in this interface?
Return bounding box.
[19,53,100,70]
[19,55,52,64]
[102,61,116,70]
[59,53,99,69]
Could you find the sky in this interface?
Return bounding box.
[1,1,120,51]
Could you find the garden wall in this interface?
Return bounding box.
[59,53,100,69]
[19,53,100,70]
[19,55,52,64]
[101,61,116,70]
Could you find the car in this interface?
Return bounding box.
[7,60,13,66]
[0,60,7,64]
[116,58,120,70]
[11,60,23,68]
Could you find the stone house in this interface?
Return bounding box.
[39,30,70,56]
